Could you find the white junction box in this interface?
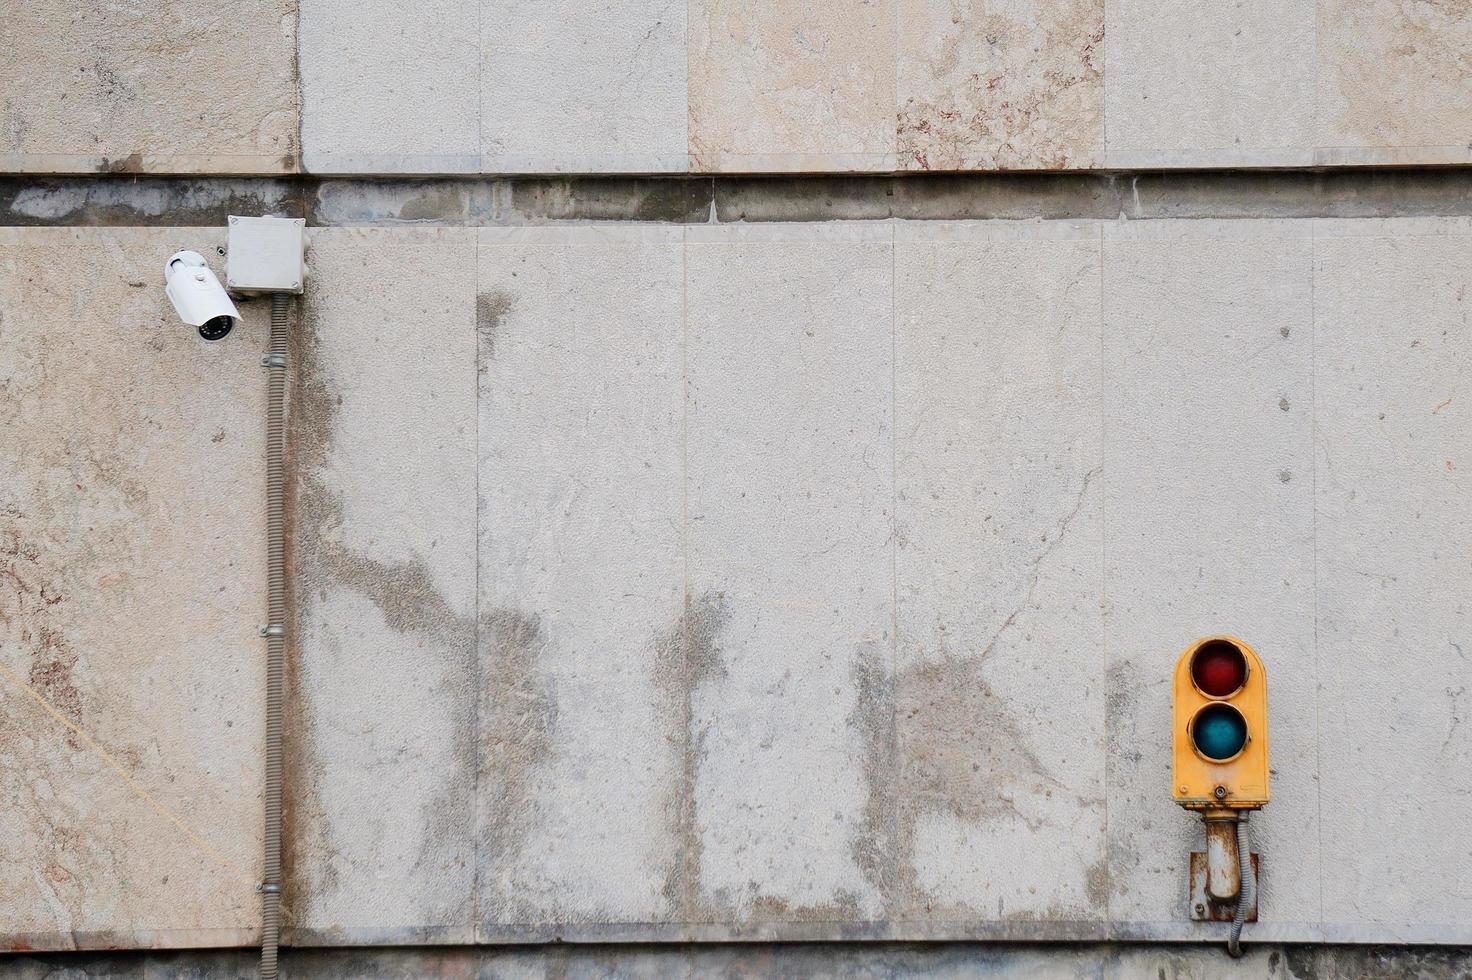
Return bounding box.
[226,215,307,295]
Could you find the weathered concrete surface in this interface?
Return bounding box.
[1104,0,1317,168]
[14,171,1472,229]
[300,0,685,175]
[1101,221,1321,929]
[0,179,306,228]
[285,228,478,942]
[476,227,686,930]
[893,222,1106,924]
[8,942,1472,978]
[684,224,894,921]
[688,2,897,173]
[1312,218,1472,928]
[0,228,264,949]
[480,1,688,174]
[896,0,1103,171]
[298,0,481,175]
[5,217,1471,951]
[0,2,298,174]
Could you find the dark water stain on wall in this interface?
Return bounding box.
[653,590,731,920]
[852,468,1106,922]
[284,305,478,919]
[887,655,1069,917]
[477,605,556,923]
[476,291,515,367]
[850,643,898,908]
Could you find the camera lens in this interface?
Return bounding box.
[199,315,233,341]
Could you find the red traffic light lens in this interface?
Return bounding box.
[1190,639,1247,698]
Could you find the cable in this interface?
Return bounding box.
[260,291,289,980]
[1228,814,1254,958]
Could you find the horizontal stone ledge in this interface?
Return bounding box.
[5,169,1472,227]
[9,919,1472,952]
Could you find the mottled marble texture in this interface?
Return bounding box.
[897,0,1104,170]
[0,1,297,174]
[0,229,264,949]
[688,1,898,172]
[1316,0,1472,160]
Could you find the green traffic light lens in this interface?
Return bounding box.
[1192,703,1248,761]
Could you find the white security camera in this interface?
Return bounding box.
[164,250,240,340]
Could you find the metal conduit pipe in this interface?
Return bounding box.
[1228,814,1255,958]
[260,291,290,980]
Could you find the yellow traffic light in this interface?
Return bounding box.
[1172,635,1270,810]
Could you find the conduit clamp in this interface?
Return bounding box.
[260,353,288,369]
[256,882,281,894]
[259,624,286,638]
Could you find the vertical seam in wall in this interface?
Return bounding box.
[680,231,690,625]
[888,218,899,914]
[1100,0,1107,165]
[477,0,485,171]
[293,0,305,174]
[678,227,692,926]
[1098,220,1110,926]
[471,234,482,941]
[1310,220,1323,927]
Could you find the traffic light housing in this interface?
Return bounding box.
[1173,635,1269,810]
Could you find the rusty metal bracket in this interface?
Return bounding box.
[1190,852,1259,922]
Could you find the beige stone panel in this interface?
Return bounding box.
[688,0,897,172]
[893,223,1106,921]
[0,228,265,949]
[286,229,478,942]
[896,0,1104,171]
[1316,0,1472,161]
[1104,0,1316,168]
[1313,218,1472,928]
[684,224,893,921]
[0,2,297,174]
[476,228,685,932]
[1102,221,1321,927]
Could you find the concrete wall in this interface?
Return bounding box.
[4,0,1470,965]
[4,0,1470,174]
[4,215,1467,952]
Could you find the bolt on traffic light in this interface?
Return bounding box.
[1173,636,1270,810]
